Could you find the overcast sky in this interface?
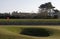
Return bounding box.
[0,0,60,13]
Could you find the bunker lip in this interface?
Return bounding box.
[20,28,53,37]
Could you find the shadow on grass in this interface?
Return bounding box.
[20,28,53,37]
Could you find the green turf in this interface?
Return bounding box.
[0,25,60,39]
[0,19,60,22]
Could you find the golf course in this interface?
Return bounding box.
[0,25,60,39]
[0,0,60,39]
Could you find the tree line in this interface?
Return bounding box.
[0,2,59,19]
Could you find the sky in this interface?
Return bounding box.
[0,0,60,13]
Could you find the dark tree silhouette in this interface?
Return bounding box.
[38,2,56,18]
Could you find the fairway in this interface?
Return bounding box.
[0,25,60,39]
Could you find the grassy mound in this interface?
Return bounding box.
[0,25,60,39]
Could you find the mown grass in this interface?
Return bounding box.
[0,25,60,39]
[0,26,34,39]
[0,19,60,22]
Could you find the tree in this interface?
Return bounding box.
[38,2,55,13]
[11,11,20,19]
[53,9,59,18]
[38,2,55,18]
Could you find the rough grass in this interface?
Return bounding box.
[0,25,60,39]
[0,19,60,22]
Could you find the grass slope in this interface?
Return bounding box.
[0,25,60,39]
